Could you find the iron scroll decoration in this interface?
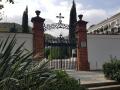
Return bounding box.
[44,13,76,48]
[44,13,69,31]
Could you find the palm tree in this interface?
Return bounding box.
[0,35,55,90]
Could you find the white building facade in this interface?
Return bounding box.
[88,13,120,35]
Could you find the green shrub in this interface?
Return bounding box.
[103,56,120,82]
[114,71,120,82]
[43,70,87,90]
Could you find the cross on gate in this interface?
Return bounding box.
[56,13,64,24]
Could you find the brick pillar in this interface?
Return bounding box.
[76,14,90,71]
[31,10,45,59]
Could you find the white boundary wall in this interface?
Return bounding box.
[0,33,33,52]
[1,33,120,71]
[87,35,120,70]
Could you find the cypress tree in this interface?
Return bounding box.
[22,6,29,33]
[69,0,77,46]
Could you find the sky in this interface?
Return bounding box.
[0,0,120,37]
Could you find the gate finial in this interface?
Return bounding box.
[78,14,83,21]
[56,13,64,24]
[35,10,41,17]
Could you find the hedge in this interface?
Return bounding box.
[103,56,120,82]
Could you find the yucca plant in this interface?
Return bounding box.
[0,35,56,90]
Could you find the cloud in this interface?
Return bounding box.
[82,9,108,27]
[45,28,69,37]
[0,0,119,36]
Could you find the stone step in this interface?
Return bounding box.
[82,81,120,88]
[88,84,120,90]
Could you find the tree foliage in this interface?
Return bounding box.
[69,0,77,46]
[22,6,29,33]
[45,47,69,59]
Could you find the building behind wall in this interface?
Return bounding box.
[0,32,33,53]
[88,12,120,35]
[0,22,33,58]
[0,22,32,33]
[87,12,120,70]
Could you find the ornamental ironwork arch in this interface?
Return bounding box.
[44,13,69,30]
[44,13,76,48]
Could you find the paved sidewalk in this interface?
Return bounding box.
[66,70,115,84]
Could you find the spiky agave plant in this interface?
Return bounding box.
[0,35,56,90]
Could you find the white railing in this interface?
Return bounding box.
[44,58,76,70]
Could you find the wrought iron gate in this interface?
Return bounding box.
[45,34,76,70]
[44,13,77,70]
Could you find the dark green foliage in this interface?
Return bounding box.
[69,0,77,46]
[45,47,69,59]
[103,56,120,82]
[45,34,56,40]
[113,70,120,81]
[0,35,56,90]
[45,48,50,59]
[43,70,87,90]
[49,47,60,59]
[10,23,17,33]
[22,6,29,33]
